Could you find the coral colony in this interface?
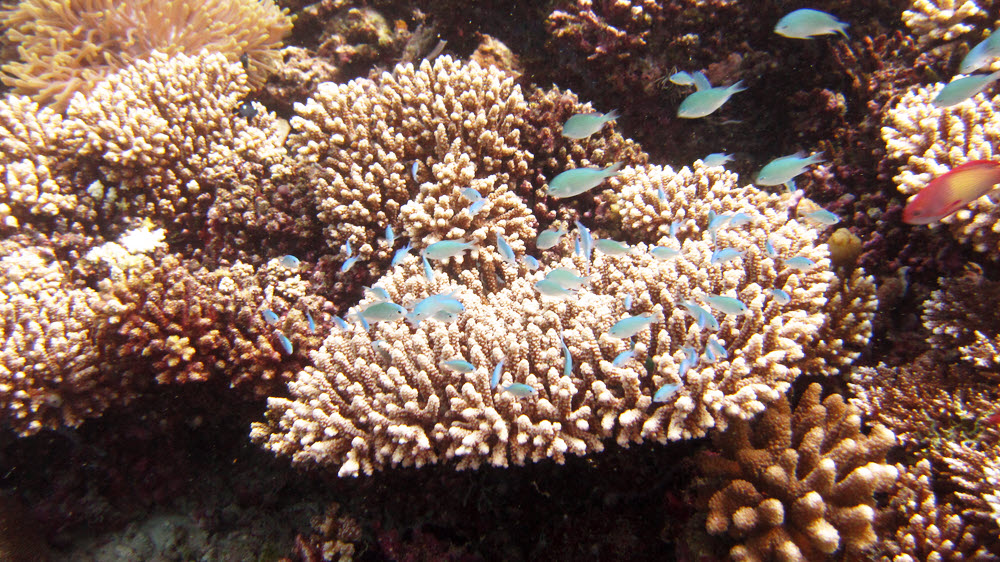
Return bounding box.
[2,0,1000,559]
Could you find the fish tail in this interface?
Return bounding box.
[604,109,621,122]
[605,161,625,175]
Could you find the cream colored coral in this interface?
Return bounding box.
[882,83,1000,254]
[903,0,991,46]
[251,163,878,476]
[276,55,532,266]
[0,247,116,435]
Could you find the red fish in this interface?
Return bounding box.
[903,160,1000,225]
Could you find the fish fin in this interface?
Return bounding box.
[692,71,711,91]
[728,80,747,93]
[605,161,625,175]
[603,109,621,121]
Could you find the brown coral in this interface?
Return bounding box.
[923,263,1000,369]
[251,163,878,476]
[695,383,898,561]
[0,0,292,110]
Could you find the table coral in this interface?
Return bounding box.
[882,83,1000,255]
[251,162,878,476]
[695,383,898,560]
[0,0,292,110]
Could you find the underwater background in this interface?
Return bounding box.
[1,0,1000,559]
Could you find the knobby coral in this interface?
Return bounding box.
[881,83,1000,256]
[902,0,993,46]
[251,162,877,477]
[695,383,898,561]
[0,0,292,110]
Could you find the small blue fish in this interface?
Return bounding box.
[440,359,475,373]
[706,336,728,361]
[774,8,848,39]
[306,310,316,333]
[467,199,487,216]
[385,225,395,245]
[411,161,419,182]
[341,256,360,273]
[784,256,816,270]
[573,234,582,257]
[932,71,1000,107]
[679,347,699,376]
[669,221,680,239]
[547,162,624,198]
[391,244,413,267]
[364,286,391,302]
[423,239,478,260]
[960,31,1000,73]
[278,255,300,269]
[261,309,279,325]
[653,383,682,403]
[575,220,593,261]
[595,238,631,256]
[422,254,434,281]
[534,279,575,298]
[345,239,353,256]
[354,310,370,331]
[371,339,391,362]
[407,293,464,326]
[727,212,753,228]
[275,331,293,355]
[765,237,778,258]
[756,152,824,186]
[623,294,633,310]
[491,359,505,389]
[609,312,660,339]
[544,267,590,290]
[460,188,483,202]
[651,246,681,260]
[522,255,540,270]
[703,153,734,168]
[711,248,744,265]
[496,232,517,265]
[669,71,694,86]
[678,81,746,119]
[802,208,840,226]
[702,294,748,316]
[360,301,406,322]
[680,301,719,331]
[536,228,567,250]
[559,334,572,377]
[611,348,635,367]
[562,109,620,140]
[504,382,537,398]
[770,288,791,305]
[333,315,350,331]
[657,187,667,201]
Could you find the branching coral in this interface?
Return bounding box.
[875,459,991,560]
[881,83,1000,255]
[274,55,646,274]
[903,0,993,46]
[0,244,124,435]
[0,0,292,110]
[251,162,878,476]
[923,263,1000,368]
[87,250,323,398]
[695,383,898,561]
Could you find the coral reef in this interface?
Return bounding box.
[695,383,898,560]
[923,263,1000,368]
[882,83,1000,255]
[251,162,877,476]
[902,0,994,47]
[0,0,292,109]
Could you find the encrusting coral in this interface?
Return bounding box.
[695,383,898,561]
[0,0,292,110]
[881,83,1000,256]
[251,162,878,477]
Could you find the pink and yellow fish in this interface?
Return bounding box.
[903,160,1000,225]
